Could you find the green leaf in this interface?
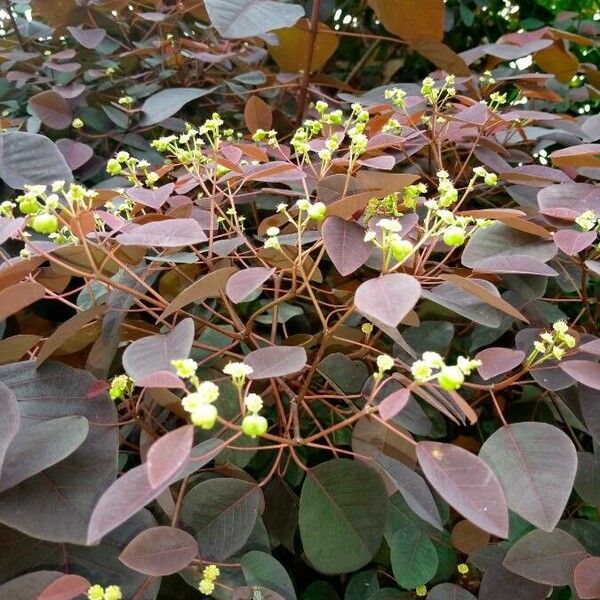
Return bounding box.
[390,528,438,589]
[299,459,387,574]
[303,581,339,600]
[241,551,296,600]
[345,571,379,600]
[140,88,216,126]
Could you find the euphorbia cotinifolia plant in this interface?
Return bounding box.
[0,1,598,599]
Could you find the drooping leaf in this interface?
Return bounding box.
[502,528,587,585]
[180,478,263,561]
[87,438,223,544]
[140,88,215,125]
[376,454,442,530]
[299,459,387,574]
[574,557,600,599]
[245,345,307,379]
[122,318,194,386]
[146,425,194,489]
[322,216,371,276]
[241,551,296,600]
[116,218,208,247]
[0,281,45,322]
[553,229,597,256]
[226,267,275,304]
[367,0,444,42]
[244,95,273,133]
[0,131,73,189]
[479,422,577,531]
[0,362,117,544]
[204,0,304,39]
[390,527,438,589]
[355,274,421,328]
[119,526,198,576]
[416,442,509,538]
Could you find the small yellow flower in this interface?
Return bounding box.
[457,563,469,575]
[202,564,220,581]
[199,579,215,595]
[376,354,395,373]
[244,393,263,413]
[104,586,122,600]
[415,584,427,597]
[171,358,198,379]
[87,585,104,600]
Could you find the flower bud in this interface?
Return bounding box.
[437,366,465,391]
[31,213,59,235]
[443,225,466,247]
[191,404,218,429]
[242,414,268,438]
[307,201,327,221]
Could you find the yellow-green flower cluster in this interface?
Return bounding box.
[109,374,134,401]
[173,358,222,429]
[421,74,456,104]
[575,210,598,231]
[364,218,414,268]
[527,321,576,365]
[87,584,122,600]
[373,353,395,382]
[411,352,481,391]
[199,564,220,595]
[403,183,428,210]
[242,392,268,438]
[106,151,159,187]
[264,226,281,250]
[222,361,254,389]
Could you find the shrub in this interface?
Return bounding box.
[0,1,598,599]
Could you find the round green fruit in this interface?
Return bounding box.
[242,414,268,438]
[31,213,59,235]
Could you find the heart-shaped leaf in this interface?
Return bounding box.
[475,348,525,380]
[116,219,208,247]
[245,346,307,379]
[322,216,371,276]
[226,267,275,303]
[355,274,421,328]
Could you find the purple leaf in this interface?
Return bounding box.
[123,318,194,384]
[141,88,215,126]
[476,348,525,380]
[553,229,597,255]
[322,216,371,276]
[479,422,577,531]
[225,267,275,303]
[87,437,223,544]
[376,453,442,530]
[245,345,307,379]
[417,442,509,538]
[135,371,185,389]
[355,274,421,328]
[470,255,557,276]
[66,25,106,49]
[560,360,600,390]
[55,139,94,170]
[126,183,175,209]
[0,572,64,599]
[116,218,207,247]
[119,526,198,576]
[502,528,587,586]
[0,362,117,544]
[28,90,72,129]
[0,217,25,244]
[38,574,91,600]
[147,425,194,489]
[0,382,19,475]
[378,388,411,421]
[574,557,600,599]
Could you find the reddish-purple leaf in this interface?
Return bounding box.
[553,229,597,255]
[225,267,275,303]
[579,338,600,356]
[28,90,72,129]
[574,557,600,599]
[0,382,19,476]
[417,442,509,538]
[377,453,442,530]
[38,574,90,600]
[586,259,600,277]
[126,183,175,209]
[479,554,551,600]
[378,388,411,421]
[476,348,525,380]
[355,274,421,328]
[55,139,93,170]
[147,425,194,489]
[123,318,195,384]
[245,346,307,379]
[470,255,557,276]
[135,371,185,389]
[66,25,106,48]
[116,218,208,247]
[560,360,600,390]
[119,526,199,576]
[322,216,371,276]
[479,422,577,531]
[0,216,25,244]
[245,161,306,182]
[502,528,587,586]
[88,437,223,543]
